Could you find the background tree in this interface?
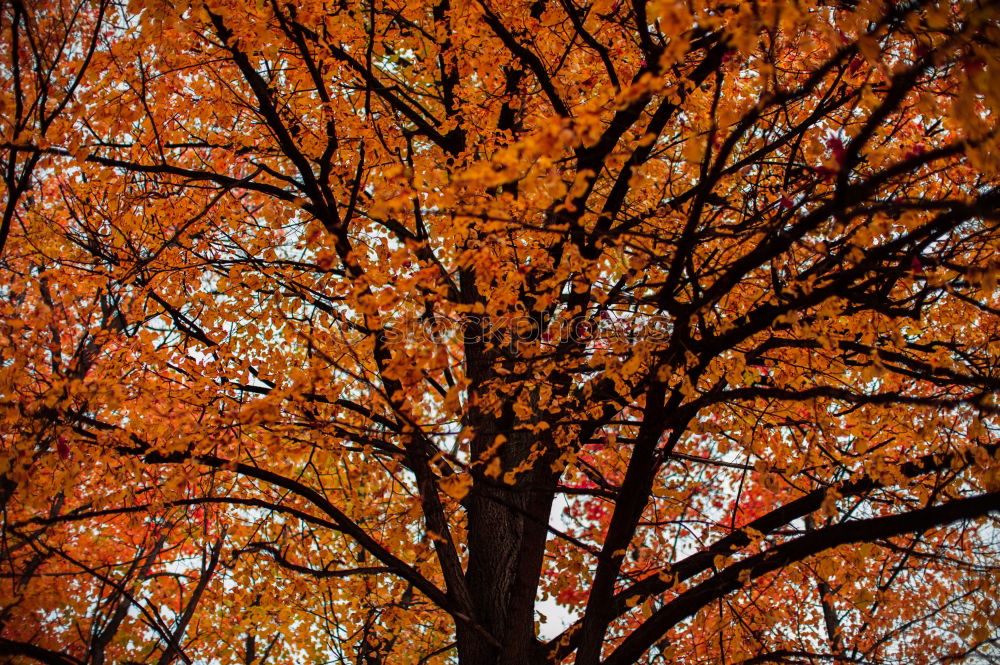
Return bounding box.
[1,0,1000,664]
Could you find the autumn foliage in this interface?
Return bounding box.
[2,0,1000,664]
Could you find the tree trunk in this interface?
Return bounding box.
[460,428,558,665]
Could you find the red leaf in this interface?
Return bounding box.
[56,437,70,461]
[826,137,846,163]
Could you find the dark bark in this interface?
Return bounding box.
[462,428,559,665]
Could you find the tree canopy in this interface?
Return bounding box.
[2,0,1000,664]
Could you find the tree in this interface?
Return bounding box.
[1,0,1000,663]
